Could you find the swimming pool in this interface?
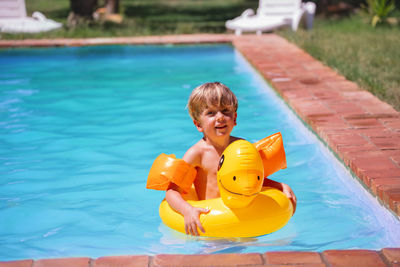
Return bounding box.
[1,44,399,261]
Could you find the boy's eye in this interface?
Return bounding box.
[205,109,215,116]
[222,108,234,115]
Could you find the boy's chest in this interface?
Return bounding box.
[195,150,221,199]
[201,149,221,176]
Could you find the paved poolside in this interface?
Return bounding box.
[0,34,399,266]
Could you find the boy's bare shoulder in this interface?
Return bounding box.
[183,139,206,167]
[230,136,242,143]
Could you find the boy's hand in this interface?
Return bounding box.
[282,183,297,214]
[183,206,209,236]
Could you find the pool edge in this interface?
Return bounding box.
[1,34,399,265]
[0,34,233,48]
[1,249,399,266]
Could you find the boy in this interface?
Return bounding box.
[166,82,296,236]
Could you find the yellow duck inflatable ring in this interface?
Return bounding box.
[147,133,293,237]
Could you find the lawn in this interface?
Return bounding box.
[9,0,259,38]
[1,0,399,111]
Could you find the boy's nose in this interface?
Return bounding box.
[216,112,225,121]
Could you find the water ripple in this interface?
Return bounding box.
[1,44,399,260]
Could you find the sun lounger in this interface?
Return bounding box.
[226,0,316,35]
[0,0,62,33]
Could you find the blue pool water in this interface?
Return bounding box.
[1,44,399,261]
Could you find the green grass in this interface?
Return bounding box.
[1,0,399,110]
[279,14,400,111]
[1,0,257,38]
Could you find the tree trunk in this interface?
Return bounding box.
[67,0,98,27]
[105,0,119,14]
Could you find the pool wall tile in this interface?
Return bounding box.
[151,253,263,266]
[0,260,33,267]
[33,257,90,267]
[264,251,323,265]
[382,248,400,265]
[93,255,149,267]
[322,250,387,267]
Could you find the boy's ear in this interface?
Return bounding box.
[193,120,203,132]
[234,112,237,126]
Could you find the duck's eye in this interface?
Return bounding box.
[218,154,225,171]
[233,176,236,181]
[257,176,260,180]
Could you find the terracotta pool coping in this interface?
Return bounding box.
[232,35,400,218]
[1,34,399,266]
[1,249,400,267]
[0,34,233,47]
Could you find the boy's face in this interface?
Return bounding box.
[194,105,237,139]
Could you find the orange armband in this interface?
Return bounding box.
[254,132,287,177]
[146,153,197,193]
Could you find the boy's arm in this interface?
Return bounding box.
[165,145,209,236]
[263,178,297,214]
[165,184,208,236]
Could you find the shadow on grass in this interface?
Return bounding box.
[45,8,70,21]
[123,0,259,22]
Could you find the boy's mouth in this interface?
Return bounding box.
[215,125,227,129]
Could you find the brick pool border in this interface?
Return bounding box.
[0,249,400,267]
[1,34,399,266]
[232,35,400,218]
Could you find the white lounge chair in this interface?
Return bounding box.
[0,0,62,33]
[226,0,316,35]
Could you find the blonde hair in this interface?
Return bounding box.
[187,82,238,121]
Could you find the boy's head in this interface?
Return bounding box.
[187,82,238,122]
